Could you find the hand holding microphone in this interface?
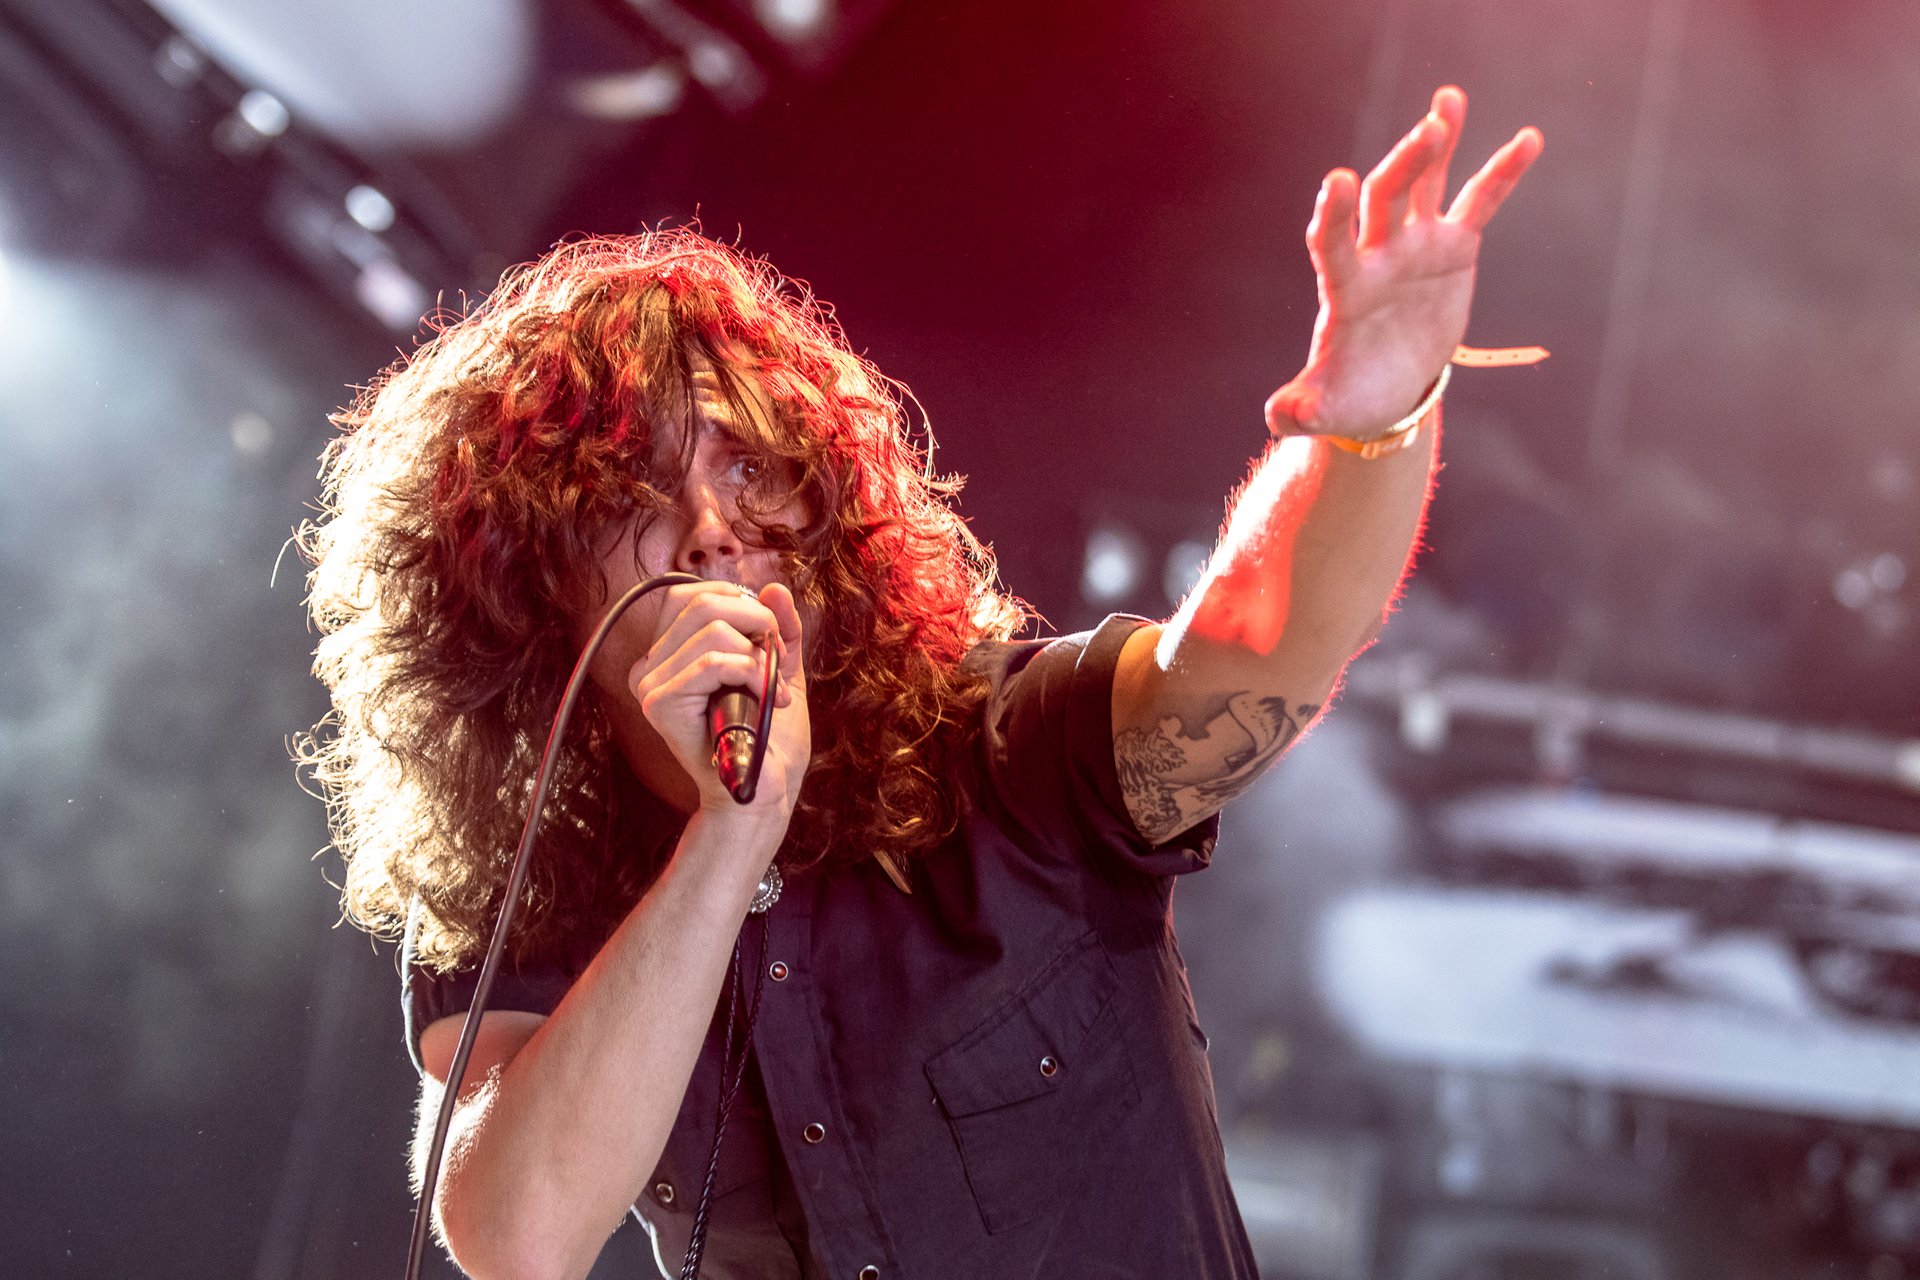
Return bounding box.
[628,580,808,819]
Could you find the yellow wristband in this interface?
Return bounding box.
[1317,364,1450,460]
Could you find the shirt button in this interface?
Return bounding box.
[769,960,790,981]
[858,1267,880,1280]
[1039,1055,1060,1078]
[803,1121,827,1144]
[653,1180,675,1207]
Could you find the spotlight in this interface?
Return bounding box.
[216,88,290,156]
[619,0,767,112]
[236,88,289,137]
[755,0,833,40]
[566,64,686,121]
[353,259,429,333]
[1081,526,1145,605]
[1835,552,1909,612]
[229,412,273,456]
[1162,539,1210,607]
[153,35,208,90]
[267,182,433,333]
[687,41,744,90]
[344,185,395,233]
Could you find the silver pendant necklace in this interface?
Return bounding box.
[747,862,783,914]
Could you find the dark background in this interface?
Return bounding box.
[2,0,1917,1276]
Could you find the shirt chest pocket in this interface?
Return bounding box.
[923,931,1141,1234]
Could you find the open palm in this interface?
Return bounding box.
[1268,86,1544,440]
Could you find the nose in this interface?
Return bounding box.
[672,475,743,581]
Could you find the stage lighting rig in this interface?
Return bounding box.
[609,0,768,114]
[0,0,483,333]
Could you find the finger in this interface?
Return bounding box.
[634,619,757,700]
[667,618,759,669]
[756,583,803,651]
[1359,115,1440,251]
[755,583,806,707]
[1408,86,1465,219]
[773,650,792,708]
[647,584,780,668]
[637,649,770,716]
[1307,169,1361,288]
[1446,126,1544,232]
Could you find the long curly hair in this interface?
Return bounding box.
[298,230,1028,974]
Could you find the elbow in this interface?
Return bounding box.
[433,1172,596,1280]
[442,1247,561,1280]
[452,1251,575,1280]
[416,1085,599,1280]
[438,1225,576,1280]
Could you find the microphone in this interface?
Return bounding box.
[706,638,778,805]
[707,685,760,804]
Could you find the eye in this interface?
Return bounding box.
[720,454,766,490]
[727,446,788,485]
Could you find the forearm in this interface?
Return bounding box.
[1161,412,1438,692]
[1109,415,1437,844]
[1110,86,1537,844]
[432,811,778,1280]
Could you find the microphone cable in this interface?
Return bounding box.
[677,910,767,1279]
[406,571,779,1280]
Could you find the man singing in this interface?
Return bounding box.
[301,86,1540,1279]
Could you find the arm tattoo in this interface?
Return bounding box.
[1115,691,1319,844]
[1113,727,1189,841]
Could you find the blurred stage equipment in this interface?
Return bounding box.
[0,0,903,332]
[1296,646,1920,1279]
[1226,1132,1384,1280]
[1348,659,1920,794]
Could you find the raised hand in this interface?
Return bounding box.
[1266,85,1543,441]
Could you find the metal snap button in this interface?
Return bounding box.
[803,1121,827,1144]
[1039,1055,1059,1078]
[769,960,790,981]
[858,1267,880,1280]
[653,1180,675,1206]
